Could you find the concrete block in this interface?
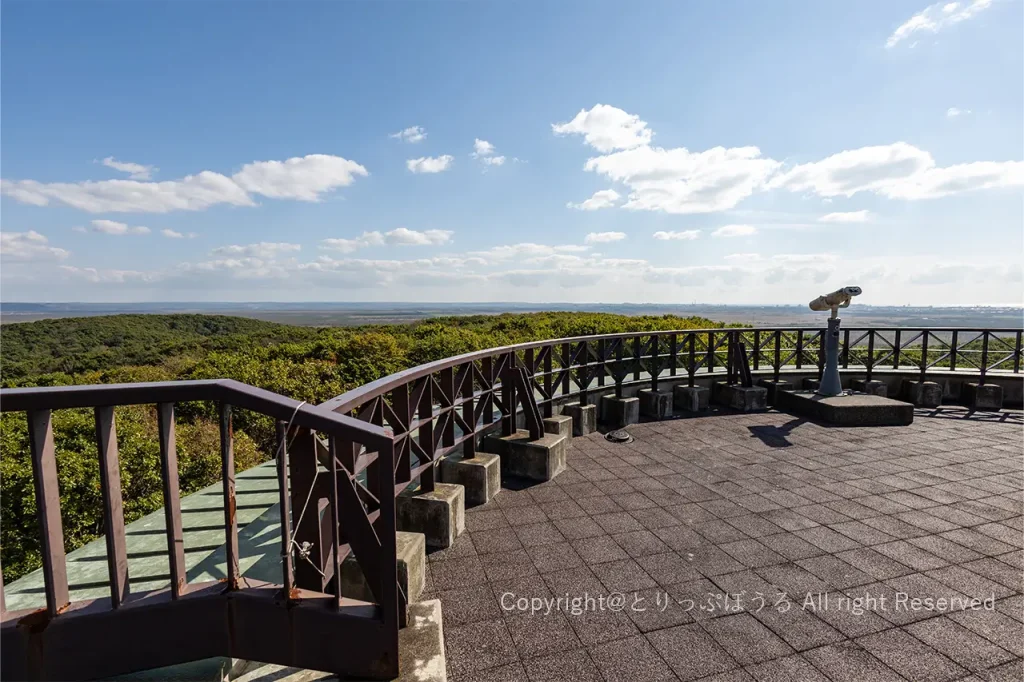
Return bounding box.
[560,402,597,436]
[712,382,768,412]
[963,382,1003,411]
[601,395,639,428]
[543,415,573,440]
[440,453,501,506]
[483,429,567,481]
[673,385,709,413]
[638,389,673,420]
[758,378,794,405]
[802,378,821,391]
[901,380,942,408]
[339,530,426,621]
[396,483,465,550]
[851,379,888,397]
[776,390,913,427]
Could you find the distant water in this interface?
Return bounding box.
[1,301,1021,328]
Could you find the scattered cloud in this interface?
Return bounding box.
[481,156,506,166]
[101,156,156,180]
[407,155,454,174]
[320,228,453,253]
[389,126,426,143]
[472,139,496,157]
[90,219,150,235]
[2,153,368,213]
[567,189,620,211]
[946,107,971,118]
[0,231,70,261]
[652,230,700,240]
[768,142,1024,200]
[712,224,758,238]
[552,104,653,152]
[210,242,301,258]
[724,253,762,262]
[232,154,368,201]
[886,0,993,48]
[819,210,872,223]
[467,243,591,261]
[584,231,626,244]
[160,228,197,239]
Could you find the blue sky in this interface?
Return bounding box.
[1,0,1021,305]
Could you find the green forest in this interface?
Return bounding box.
[0,311,729,582]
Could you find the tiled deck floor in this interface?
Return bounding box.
[427,407,1023,682]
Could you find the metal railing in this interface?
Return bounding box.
[0,380,400,681]
[320,326,1023,499]
[1,326,1020,680]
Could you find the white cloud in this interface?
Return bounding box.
[946,107,971,118]
[472,139,496,157]
[389,126,426,143]
[101,157,156,180]
[552,104,653,152]
[320,228,453,253]
[467,243,591,262]
[0,231,70,261]
[407,155,454,174]
[584,231,626,244]
[232,154,368,201]
[567,189,621,211]
[724,253,762,262]
[160,229,197,239]
[211,242,301,258]
[652,230,700,241]
[712,224,758,238]
[71,226,87,233]
[482,156,506,167]
[819,210,872,223]
[582,144,781,214]
[768,142,1024,200]
[886,0,993,48]
[1,154,367,213]
[90,219,151,235]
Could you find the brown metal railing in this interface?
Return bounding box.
[320,326,1023,499]
[0,379,400,681]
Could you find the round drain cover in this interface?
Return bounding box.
[606,429,633,443]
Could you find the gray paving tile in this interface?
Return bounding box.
[647,623,739,681]
[905,616,1017,672]
[856,627,966,682]
[701,612,795,665]
[588,634,677,682]
[446,618,519,679]
[745,654,829,682]
[505,611,581,659]
[802,641,905,682]
[522,649,602,682]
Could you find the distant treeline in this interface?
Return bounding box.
[0,311,731,581]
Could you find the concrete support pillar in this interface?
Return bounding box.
[440,454,501,506]
[482,429,567,481]
[543,415,573,440]
[638,389,673,420]
[901,380,942,408]
[560,402,597,436]
[963,383,1002,411]
[339,531,426,626]
[601,395,639,428]
[673,385,709,413]
[758,379,794,405]
[851,379,887,397]
[802,378,821,391]
[712,382,768,412]
[396,483,465,550]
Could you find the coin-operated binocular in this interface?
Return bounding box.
[809,287,862,396]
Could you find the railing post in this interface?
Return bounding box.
[842,329,850,369]
[818,331,826,379]
[707,332,715,375]
[752,330,760,371]
[461,362,476,457]
[597,339,607,388]
[980,331,989,384]
[376,438,400,671]
[579,341,589,406]
[866,331,875,381]
[482,356,495,424]
[94,406,129,608]
[688,333,696,387]
[1014,331,1022,374]
[542,347,553,418]
[290,428,326,592]
[796,330,804,369]
[501,351,516,436]
[650,334,659,391]
[893,330,902,369]
[633,335,642,381]
[28,410,70,617]
[418,376,435,492]
[950,331,959,371]
[157,403,187,599]
[615,339,624,398]
[219,403,240,590]
[669,333,678,377]
[275,421,294,595]
[919,333,929,382]
[773,331,781,382]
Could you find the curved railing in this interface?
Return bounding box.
[1,326,1020,680]
[320,326,1023,498]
